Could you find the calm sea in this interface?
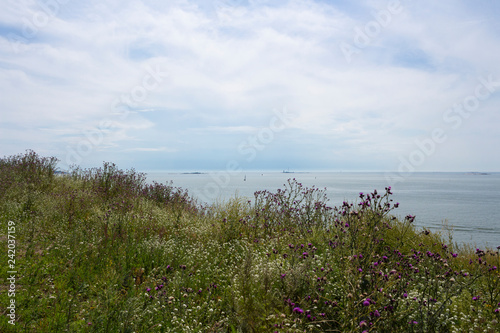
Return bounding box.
[145,171,500,248]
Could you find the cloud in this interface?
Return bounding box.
[123,147,177,153]
[1,0,499,171]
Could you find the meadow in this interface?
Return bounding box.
[0,151,499,332]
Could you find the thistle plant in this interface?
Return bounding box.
[0,151,499,332]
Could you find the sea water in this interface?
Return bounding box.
[145,171,500,248]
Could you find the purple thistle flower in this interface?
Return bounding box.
[363,299,370,307]
[292,307,304,314]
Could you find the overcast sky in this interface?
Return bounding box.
[1,0,499,172]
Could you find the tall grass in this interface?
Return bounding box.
[0,151,499,332]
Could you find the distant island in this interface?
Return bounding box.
[466,172,490,175]
[182,172,206,174]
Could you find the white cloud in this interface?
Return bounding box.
[1,0,499,171]
[123,147,177,152]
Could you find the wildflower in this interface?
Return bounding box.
[292,307,304,314]
[358,268,363,272]
[405,214,415,223]
[359,320,368,327]
[363,299,370,307]
[472,296,479,301]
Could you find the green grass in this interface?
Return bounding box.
[1,151,499,332]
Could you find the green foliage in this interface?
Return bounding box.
[0,151,499,332]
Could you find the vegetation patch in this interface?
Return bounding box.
[1,151,499,332]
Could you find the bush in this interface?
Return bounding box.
[0,151,499,332]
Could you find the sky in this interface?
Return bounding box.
[1,0,500,173]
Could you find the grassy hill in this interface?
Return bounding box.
[1,151,499,332]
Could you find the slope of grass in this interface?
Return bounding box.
[1,151,499,332]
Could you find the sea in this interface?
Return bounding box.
[145,171,500,249]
